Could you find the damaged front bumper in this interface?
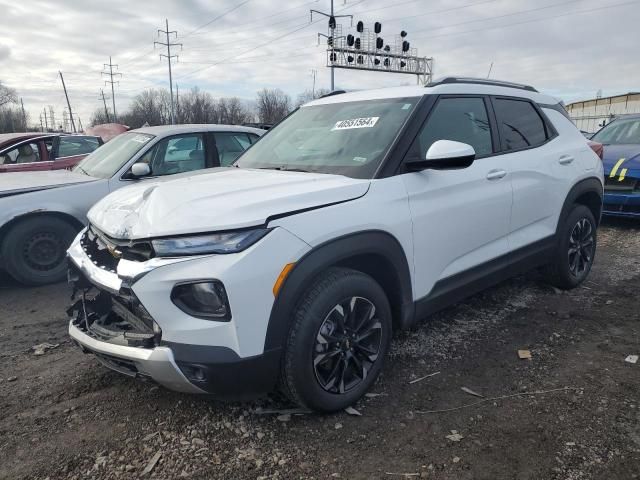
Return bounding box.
[69,322,204,393]
[67,229,205,394]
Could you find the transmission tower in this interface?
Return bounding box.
[49,106,55,132]
[102,57,122,123]
[155,19,182,125]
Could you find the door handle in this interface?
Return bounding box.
[558,155,574,165]
[486,169,507,180]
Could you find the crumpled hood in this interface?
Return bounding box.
[0,169,96,195]
[88,168,370,239]
[602,144,640,174]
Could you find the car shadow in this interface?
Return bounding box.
[601,216,640,231]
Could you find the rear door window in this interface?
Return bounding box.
[214,132,254,166]
[493,98,548,151]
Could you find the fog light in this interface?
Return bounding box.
[171,281,231,321]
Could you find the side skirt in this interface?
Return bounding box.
[413,236,556,323]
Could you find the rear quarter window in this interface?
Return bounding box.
[493,98,548,151]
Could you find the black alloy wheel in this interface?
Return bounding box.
[313,296,382,394]
[567,217,595,277]
[543,204,597,290]
[280,267,392,412]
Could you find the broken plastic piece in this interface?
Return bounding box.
[518,349,532,360]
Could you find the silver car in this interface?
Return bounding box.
[0,124,264,285]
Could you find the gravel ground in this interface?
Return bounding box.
[0,219,639,480]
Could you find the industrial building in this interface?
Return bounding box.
[566,92,640,134]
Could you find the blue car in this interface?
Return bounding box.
[590,114,640,217]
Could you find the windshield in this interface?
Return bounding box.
[591,117,640,145]
[73,132,154,178]
[235,97,419,178]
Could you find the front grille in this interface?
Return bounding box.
[80,225,154,273]
[604,176,638,193]
[68,264,160,348]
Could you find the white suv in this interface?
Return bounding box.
[67,78,604,412]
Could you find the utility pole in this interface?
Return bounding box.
[39,113,44,132]
[311,69,317,97]
[59,71,77,133]
[43,108,48,131]
[312,1,352,91]
[77,116,83,132]
[100,89,110,123]
[20,98,27,130]
[155,19,182,125]
[62,110,68,132]
[102,57,121,123]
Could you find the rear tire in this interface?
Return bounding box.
[280,267,392,412]
[2,217,77,286]
[544,204,597,290]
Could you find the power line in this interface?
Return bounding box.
[185,0,319,38]
[176,0,365,82]
[102,57,122,122]
[155,19,182,124]
[409,0,587,36]
[413,0,640,41]
[182,0,253,38]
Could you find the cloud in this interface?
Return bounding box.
[2,0,639,127]
[0,44,10,61]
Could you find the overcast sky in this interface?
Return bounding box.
[1,0,639,128]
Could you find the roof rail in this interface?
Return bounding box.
[320,90,346,98]
[428,77,538,93]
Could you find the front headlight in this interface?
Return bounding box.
[151,228,271,257]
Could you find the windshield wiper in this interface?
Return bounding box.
[75,166,88,175]
[258,166,310,173]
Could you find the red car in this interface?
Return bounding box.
[0,133,103,173]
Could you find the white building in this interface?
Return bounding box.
[566,92,640,133]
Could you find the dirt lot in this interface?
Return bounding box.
[1,220,639,480]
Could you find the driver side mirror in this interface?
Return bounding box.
[405,140,476,172]
[130,162,151,178]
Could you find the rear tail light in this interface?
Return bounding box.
[587,140,603,161]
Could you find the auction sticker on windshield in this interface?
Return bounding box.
[332,117,379,130]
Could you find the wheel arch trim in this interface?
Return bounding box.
[557,177,603,234]
[263,230,414,352]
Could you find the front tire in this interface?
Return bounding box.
[544,204,597,289]
[2,217,77,286]
[280,267,392,412]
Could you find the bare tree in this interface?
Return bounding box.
[295,88,331,107]
[0,81,17,108]
[90,108,110,126]
[256,88,291,124]
[217,97,252,125]
[178,87,217,124]
[121,88,172,128]
[0,107,27,133]
[0,81,27,133]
